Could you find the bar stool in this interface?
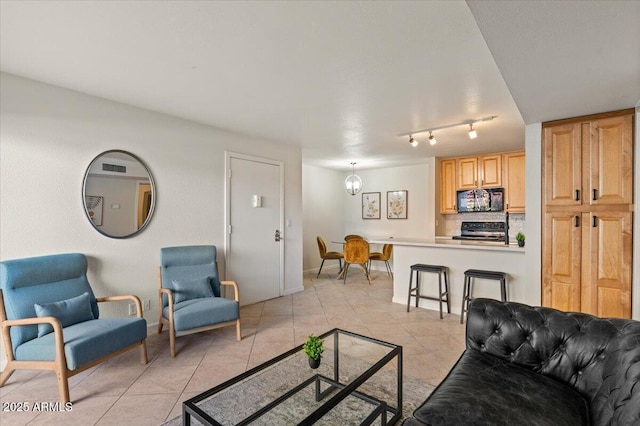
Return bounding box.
[460,269,508,324]
[407,264,450,319]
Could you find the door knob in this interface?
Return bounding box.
[275,230,281,242]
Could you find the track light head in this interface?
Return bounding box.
[409,136,418,147]
[468,124,477,139]
[428,131,437,145]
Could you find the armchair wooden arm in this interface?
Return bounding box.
[1,312,68,400]
[221,280,239,302]
[97,294,144,317]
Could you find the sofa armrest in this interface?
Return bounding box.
[97,295,143,317]
[221,280,239,302]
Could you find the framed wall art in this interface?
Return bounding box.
[387,190,407,219]
[362,192,381,219]
[84,195,104,226]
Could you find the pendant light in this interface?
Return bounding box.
[345,162,362,196]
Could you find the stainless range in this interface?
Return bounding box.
[452,221,506,242]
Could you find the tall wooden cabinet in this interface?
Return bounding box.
[542,109,634,318]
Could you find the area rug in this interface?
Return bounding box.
[162,351,433,425]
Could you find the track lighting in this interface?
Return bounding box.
[468,124,477,139]
[398,115,496,145]
[428,131,437,145]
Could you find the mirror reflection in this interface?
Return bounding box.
[82,150,156,238]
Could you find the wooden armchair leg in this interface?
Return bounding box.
[56,367,70,404]
[0,366,15,386]
[157,321,163,333]
[236,320,242,341]
[139,341,148,364]
[170,328,177,358]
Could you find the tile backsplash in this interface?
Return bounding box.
[441,212,525,243]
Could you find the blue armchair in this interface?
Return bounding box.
[0,253,148,403]
[158,245,241,357]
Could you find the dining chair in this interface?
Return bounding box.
[369,244,393,277]
[340,238,371,284]
[316,236,344,278]
[344,234,364,241]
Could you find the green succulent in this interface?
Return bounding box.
[303,334,324,360]
[516,232,525,242]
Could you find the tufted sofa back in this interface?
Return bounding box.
[466,298,640,426]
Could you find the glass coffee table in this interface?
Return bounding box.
[183,328,402,425]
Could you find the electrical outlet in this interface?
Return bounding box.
[128,303,136,315]
[143,299,151,311]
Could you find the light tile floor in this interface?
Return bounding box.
[0,270,466,426]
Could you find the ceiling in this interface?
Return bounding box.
[1,1,638,171]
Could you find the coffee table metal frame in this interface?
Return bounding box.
[183,328,403,426]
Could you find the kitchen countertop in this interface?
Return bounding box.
[368,236,525,253]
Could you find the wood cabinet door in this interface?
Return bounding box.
[543,123,582,206]
[582,211,632,318]
[542,211,582,312]
[457,157,478,189]
[588,114,633,205]
[504,152,525,212]
[479,155,502,188]
[440,159,457,214]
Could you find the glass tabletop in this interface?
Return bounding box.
[184,329,402,426]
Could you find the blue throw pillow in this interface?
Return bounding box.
[34,292,95,337]
[172,277,214,304]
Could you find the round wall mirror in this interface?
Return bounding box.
[82,150,156,239]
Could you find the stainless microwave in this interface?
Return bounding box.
[456,188,504,213]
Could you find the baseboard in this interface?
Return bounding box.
[283,285,304,296]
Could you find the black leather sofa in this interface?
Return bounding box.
[404,298,640,426]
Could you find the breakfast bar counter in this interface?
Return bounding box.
[368,237,534,317]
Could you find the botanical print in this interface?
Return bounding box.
[387,190,407,219]
[362,192,381,219]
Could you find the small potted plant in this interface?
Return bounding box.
[303,334,324,369]
[516,232,525,247]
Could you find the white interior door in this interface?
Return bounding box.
[226,153,283,306]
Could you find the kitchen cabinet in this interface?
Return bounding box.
[542,210,632,318]
[542,109,634,318]
[543,114,632,206]
[503,151,525,212]
[440,159,457,214]
[457,155,501,189]
[439,151,521,215]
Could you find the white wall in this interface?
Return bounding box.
[524,123,543,307]
[301,165,345,273]
[343,161,435,240]
[0,73,304,340]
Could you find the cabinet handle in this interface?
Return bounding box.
[574,216,580,227]
[592,189,598,200]
[592,216,598,227]
[575,189,580,201]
